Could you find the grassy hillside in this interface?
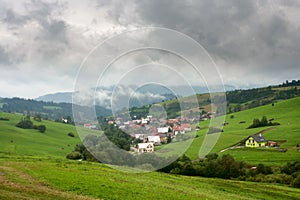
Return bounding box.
[185,97,300,165]
[0,101,299,199]
[0,157,299,200]
[0,112,99,158]
[150,84,300,118]
[1,97,299,164]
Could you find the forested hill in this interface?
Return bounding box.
[0,97,112,120]
[226,80,300,112]
[1,80,299,120]
[128,80,300,118]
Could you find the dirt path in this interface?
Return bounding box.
[0,165,99,200]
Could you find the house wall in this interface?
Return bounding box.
[245,137,267,148]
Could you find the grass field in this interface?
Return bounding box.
[0,157,299,200]
[1,97,299,164]
[184,97,300,166]
[0,98,300,199]
[0,112,98,158]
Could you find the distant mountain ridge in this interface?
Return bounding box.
[0,97,112,120]
[36,92,73,103]
[35,84,237,104]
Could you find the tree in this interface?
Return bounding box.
[167,134,172,143]
[252,118,260,128]
[261,116,268,126]
[16,120,33,129]
[37,125,46,133]
[205,153,218,161]
[68,132,75,137]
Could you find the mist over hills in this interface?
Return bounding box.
[35,84,237,105]
[36,92,73,103]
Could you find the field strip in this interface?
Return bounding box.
[0,165,99,200]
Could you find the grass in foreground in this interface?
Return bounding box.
[0,157,299,200]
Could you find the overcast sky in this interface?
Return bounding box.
[0,0,299,98]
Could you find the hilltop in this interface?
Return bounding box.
[128,80,300,119]
[0,97,112,120]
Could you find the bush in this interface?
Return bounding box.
[281,161,300,175]
[256,163,272,175]
[0,117,9,121]
[291,177,300,188]
[37,125,46,133]
[66,151,82,160]
[16,120,33,129]
[68,132,75,137]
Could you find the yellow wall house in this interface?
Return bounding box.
[245,134,268,148]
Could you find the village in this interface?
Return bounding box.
[83,111,217,153]
[83,110,284,154]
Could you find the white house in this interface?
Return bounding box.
[141,118,148,125]
[135,134,145,140]
[137,143,154,153]
[157,127,169,134]
[147,135,161,145]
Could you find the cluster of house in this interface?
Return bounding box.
[112,115,195,153]
[244,134,278,148]
[82,114,197,153]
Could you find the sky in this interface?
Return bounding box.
[0,0,299,98]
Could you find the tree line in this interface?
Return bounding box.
[248,116,280,129]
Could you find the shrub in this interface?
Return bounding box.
[16,120,33,129]
[291,177,300,188]
[37,125,46,133]
[66,151,82,160]
[0,117,9,121]
[68,132,75,137]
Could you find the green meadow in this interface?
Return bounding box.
[0,97,299,199]
[185,97,300,165]
[0,112,98,157]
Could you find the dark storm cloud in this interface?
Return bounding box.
[26,1,68,43]
[0,0,299,98]
[114,0,299,84]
